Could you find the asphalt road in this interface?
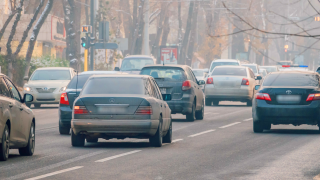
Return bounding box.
[1,102,320,180]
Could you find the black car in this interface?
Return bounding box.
[59,71,122,134]
[253,71,320,132]
[140,65,205,121]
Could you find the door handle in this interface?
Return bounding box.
[9,103,13,108]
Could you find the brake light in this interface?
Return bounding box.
[255,93,271,101]
[282,65,290,67]
[135,106,152,115]
[74,106,89,114]
[60,92,69,105]
[241,78,249,85]
[182,80,192,91]
[306,94,320,101]
[206,77,213,84]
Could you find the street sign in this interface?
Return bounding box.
[160,46,178,64]
[94,43,118,49]
[99,21,109,42]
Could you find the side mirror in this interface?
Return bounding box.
[114,67,120,71]
[23,94,34,103]
[256,75,262,80]
[198,80,205,85]
[255,85,260,90]
[23,76,29,81]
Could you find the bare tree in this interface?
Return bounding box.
[0,0,18,41]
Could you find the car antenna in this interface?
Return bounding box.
[76,70,78,94]
[163,60,164,66]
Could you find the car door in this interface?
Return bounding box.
[4,78,29,145]
[186,68,202,110]
[0,78,13,142]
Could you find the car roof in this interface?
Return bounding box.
[270,71,317,75]
[242,64,258,67]
[143,64,188,68]
[89,74,151,79]
[212,59,239,62]
[214,66,248,69]
[79,71,122,75]
[124,55,154,59]
[260,66,277,67]
[35,67,73,70]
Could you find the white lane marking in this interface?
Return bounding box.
[188,129,215,137]
[95,150,141,163]
[204,112,219,115]
[219,122,241,129]
[172,139,183,143]
[243,118,253,121]
[25,166,83,180]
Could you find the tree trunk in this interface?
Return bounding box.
[161,14,170,46]
[0,10,18,41]
[151,2,167,60]
[186,2,199,66]
[179,2,194,65]
[120,0,133,55]
[24,0,54,78]
[130,0,145,55]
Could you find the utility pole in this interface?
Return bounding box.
[143,0,150,55]
[90,0,95,70]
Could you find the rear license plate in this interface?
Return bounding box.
[276,95,301,103]
[160,88,166,94]
[162,94,171,101]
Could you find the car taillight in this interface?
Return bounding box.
[135,106,152,115]
[255,93,271,101]
[206,77,213,84]
[306,94,320,101]
[60,92,69,105]
[182,80,192,91]
[74,106,89,114]
[241,78,249,85]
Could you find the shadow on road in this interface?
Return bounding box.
[213,105,247,107]
[84,142,151,148]
[264,129,320,135]
[31,106,58,109]
[172,118,191,123]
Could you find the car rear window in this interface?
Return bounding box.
[82,77,144,95]
[242,65,257,73]
[67,75,91,89]
[193,70,204,76]
[140,67,186,81]
[261,66,277,73]
[211,67,247,76]
[263,73,319,87]
[210,62,239,72]
[120,58,154,71]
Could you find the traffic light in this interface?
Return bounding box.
[315,17,320,21]
[284,44,288,52]
[81,36,91,49]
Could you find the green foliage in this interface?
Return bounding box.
[31,55,69,67]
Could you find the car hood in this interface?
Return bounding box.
[24,80,70,88]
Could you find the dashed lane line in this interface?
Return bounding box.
[243,118,253,121]
[25,166,83,180]
[219,122,241,129]
[172,139,183,143]
[95,150,141,163]
[188,129,215,137]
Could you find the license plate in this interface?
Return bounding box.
[277,95,301,103]
[160,88,166,94]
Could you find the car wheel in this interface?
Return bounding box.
[59,124,70,135]
[0,125,10,161]
[205,98,212,106]
[26,103,31,108]
[149,119,162,147]
[19,122,35,156]
[264,123,271,130]
[163,118,172,143]
[186,102,196,122]
[195,101,204,120]
[86,137,98,143]
[212,100,219,106]
[71,129,85,147]
[253,121,264,133]
[34,104,41,108]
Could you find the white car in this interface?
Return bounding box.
[192,69,208,91]
[205,66,261,106]
[208,59,240,74]
[23,67,76,108]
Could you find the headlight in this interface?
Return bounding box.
[59,87,67,92]
[24,87,32,92]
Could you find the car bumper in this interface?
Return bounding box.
[254,100,320,125]
[24,91,62,104]
[59,105,73,127]
[166,94,193,114]
[205,85,251,100]
[71,119,159,137]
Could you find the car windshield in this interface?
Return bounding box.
[120,58,154,71]
[260,70,267,76]
[211,67,247,76]
[82,77,144,94]
[210,62,239,72]
[140,67,186,81]
[242,65,257,73]
[192,70,204,76]
[30,70,71,80]
[263,73,319,86]
[261,66,277,73]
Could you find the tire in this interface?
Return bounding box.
[149,120,162,147]
[163,119,172,143]
[247,100,253,106]
[59,124,70,135]
[253,121,264,133]
[26,103,31,108]
[71,129,85,147]
[19,122,35,156]
[212,100,219,106]
[186,102,196,122]
[264,123,271,130]
[205,98,212,106]
[86,137,98,143]
[0,125,10,161]
[34,104,41,108]
[195,101,204,120]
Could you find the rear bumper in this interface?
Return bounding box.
[166,94,193,114]
[253,100,320,125]
[59,105,73,127]
[205,85,251,101]
[71,119,159,137]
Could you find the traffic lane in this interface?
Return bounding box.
[31,105,59,130]
[20,113,320,179]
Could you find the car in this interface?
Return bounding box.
[71,74,172,147]
[141,65,205,121]
[114,55,156,74]
[59,71,124,135]
[208,59,240,74]
[260,66,279,73]
[23,67,76,108]
[205,66,261,106]
[316,66,320,74]
[252,71,320,132]
[259,69,268,78]
[241,64,260,77]
[0,75,35,161]
[192,69,208,91]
